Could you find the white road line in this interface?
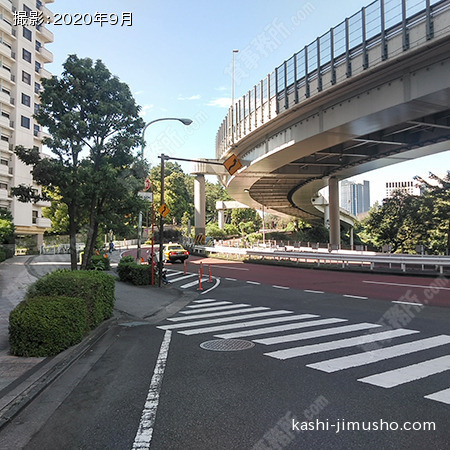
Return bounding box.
[180,277,209,289]
[179,313,309,336]
[304,290,324,294]
[343,295,368,300]
[167,273,197,283]
[255,323,381,345]
[358,355,450,388]
[215,317,346,339]
[225,278,237,281]
[392,300,425,306]
[264,329,420,360]
[273,285,289,290]
[247,281,260,285]
[201,277,221,295]
[424,387,450,405]
[307,335,450,373]
[158,310,294,330]
[168,307,268,322]
[192,299,217,304]
[187,301,231,308]
[132,330,172,450]
[166,270,183,277]
[363,280,450,290]
[179,304,251,314]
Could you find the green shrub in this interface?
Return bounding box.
[9,296,88,357]
[88,254,111,271]
[28,270,115,329]
[117,257,155,285]
[0,247,5,262]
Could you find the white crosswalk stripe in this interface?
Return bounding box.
[158,299,450,405]
[307,335,450,373]
[358,355,450,388]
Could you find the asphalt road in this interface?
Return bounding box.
[1,257,448,449]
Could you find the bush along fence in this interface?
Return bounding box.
[9,270,115,357]
[117,255,159,286]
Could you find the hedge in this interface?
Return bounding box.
[9,296,88,357]
[27,270,115,329]
[117,256,156,285]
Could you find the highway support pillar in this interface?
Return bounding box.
[194,174,206,237]
[328,176,340,248]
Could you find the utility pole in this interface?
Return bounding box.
[158,153,166,287]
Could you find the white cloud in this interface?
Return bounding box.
[138,104,154,117]
[207,97,231,108]
[178,94,201,101]
[134,90,145,96]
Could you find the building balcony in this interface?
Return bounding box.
[36,45,53,64]
[0,18,12,35]
[0,187,10,201]
[0,42,14,61]
[0,164,11,177]
[0,0,13,13]
[35,198,51,207]
[36,217,52,228]
[0,90,10,104]
[38,66,52,79]
[36,25,54,43]
[0,115,12,130]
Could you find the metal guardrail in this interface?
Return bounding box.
[216,0,450,158]
[194,245,450,274]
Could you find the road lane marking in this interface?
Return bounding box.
[179,314,310,336]
[179,304,251,314]
[215,317,346,339]
[343,294,368,299]
[392,300,425,306]
[254,323,381,345]
[201,277,221,295]
[247,281,260,285]
[187,301,232,308]
[304,290,324,294]
[273,285,290,290]
[168,307,268,322]
[363,280,450,290]
[424,387,450,405]
[308,335,450,373]
[264,329,420,360]
[358,355,450,388]
[132,330,172,449]
[158,310,294,330]
[192,299,217,304]
[180,277,209,289]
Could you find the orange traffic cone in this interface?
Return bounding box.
[197,270,203,291]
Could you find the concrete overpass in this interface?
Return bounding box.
[208,0,450,246]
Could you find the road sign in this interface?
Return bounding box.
[158,203,170,217]
[138,191,153,201]
[224,154,242,175]
[144,177,151,191]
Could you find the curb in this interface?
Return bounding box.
[0,317,117,431]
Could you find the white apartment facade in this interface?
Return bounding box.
[0,0,54,247]
[385,180,421,198]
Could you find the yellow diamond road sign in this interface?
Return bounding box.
[224,154,242,175]
[158,203,170,217]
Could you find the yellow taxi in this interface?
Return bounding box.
[163,243,189,263]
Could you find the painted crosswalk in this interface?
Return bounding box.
[157,298,450,405]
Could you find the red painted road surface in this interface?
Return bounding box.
[121,248,449,308]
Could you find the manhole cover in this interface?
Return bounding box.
[200,339,255,352]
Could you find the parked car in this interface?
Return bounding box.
[163,243,189,263]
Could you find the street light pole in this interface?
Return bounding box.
[231,49,239,145]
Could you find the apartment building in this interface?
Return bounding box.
[385,180,421,198]
[0,0,54,248]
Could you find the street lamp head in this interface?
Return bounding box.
[179,118,193,126]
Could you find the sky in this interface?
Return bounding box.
[45,0,449,205]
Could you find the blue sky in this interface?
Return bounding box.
[45,0,449,204]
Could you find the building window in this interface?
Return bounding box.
[23,5,31,14]
[35,40,41,51]
[21,115,30,129]
[22,48,32,63]
[35,61,41,73]
[0,182,7,190]
[0,159,8,166]
[34,124,40,136]
[34,82,41,94]
[22,70,31,85]
[32,210,38,224]
[23,27,32,41]
[34,103,40,114]
[22,93,31,107]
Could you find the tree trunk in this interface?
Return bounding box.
[68,202,78,270]
[81,191,99,270]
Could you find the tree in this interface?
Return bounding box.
[0,208,15,244]
[364,191,424,253]
[12,55,144,269]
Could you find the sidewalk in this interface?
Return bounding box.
[0,251,196,429]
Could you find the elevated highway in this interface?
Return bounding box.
[214,0,450,245]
